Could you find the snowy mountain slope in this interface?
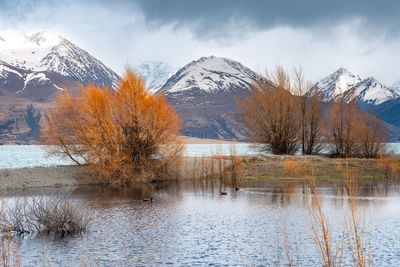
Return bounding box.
[134,62,174,93]
[163,56,264,95]
[0,61,78,102]
[309,67,399,105]
[0,30,120,88]
[162,56,265,140]
[308,68,362,102]
[343,77,399,105]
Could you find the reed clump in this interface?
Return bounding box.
[0,232,20,267]
[304,163,372,267]
[0,195,89,237]
[283,157,301,177]
[377,154,400,178]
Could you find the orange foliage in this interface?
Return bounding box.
[42,70,183,183]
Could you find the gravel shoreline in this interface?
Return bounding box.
[0,165,97,190]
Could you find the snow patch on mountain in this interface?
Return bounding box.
[17,73,49,94]
[0,64,23,78]
[134,61,174,93]
[163,56,263,94]
[344,77,399,105]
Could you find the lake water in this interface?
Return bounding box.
[1,143,400,169]
[0,144,259,169]
[6,179,400,266]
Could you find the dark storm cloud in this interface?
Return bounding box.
[1,0,400,39]
[130,0,400,38]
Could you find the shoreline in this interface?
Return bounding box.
[0,165,98,190]
[0,154,393,190]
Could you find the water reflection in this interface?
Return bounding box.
[5,178,400,266]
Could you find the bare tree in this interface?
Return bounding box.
[326,94,389,158]
[360,111,389,158]
[237,66,300,154]
[294,68,324,155]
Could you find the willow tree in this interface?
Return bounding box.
[42,70,183,183]
[237,67,300,154]
[326,96,389,158]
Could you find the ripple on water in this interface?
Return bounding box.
[4,180,400,266]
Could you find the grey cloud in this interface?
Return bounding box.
[131,0,400,38]
[1,0,400,39]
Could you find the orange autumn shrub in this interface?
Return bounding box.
[42,70,183,183]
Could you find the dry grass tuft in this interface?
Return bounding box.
[377,154,400,179]
[284,157,301,177]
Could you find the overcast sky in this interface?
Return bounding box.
[1,0,400,85]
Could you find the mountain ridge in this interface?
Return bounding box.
[308,67,399,105]
[0,30,120,88]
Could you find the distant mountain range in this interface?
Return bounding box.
[307,68,400,140]
[0,30,120,143]
[1,30,400,143]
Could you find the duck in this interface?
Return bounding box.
[220,192,228,195]
[143,197,153,202]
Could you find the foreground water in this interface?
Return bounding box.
[1,143,400,169]
[6,179,400,266]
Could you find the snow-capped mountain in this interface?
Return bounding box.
[162,56,264,140]
[134,62,174,93]
[309,67,398,105]
[308,68,362,102]
[0,30,120,88]
[163,56,264,95]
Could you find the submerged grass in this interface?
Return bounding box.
[0,194,89,237]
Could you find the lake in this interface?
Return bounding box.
[1,143,400,169]
[5,179,400,266]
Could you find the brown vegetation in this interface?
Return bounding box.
[238,66,389,158]
[0,195,89,237]
[237,67,324,155]
[326,96,388,158]
[377,154,400,178]
[42,70,183,183]
[305,163,372,266]
[238,67,301,154]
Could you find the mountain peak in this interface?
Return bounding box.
[0,29,120,88]
[308,67,362,101]
[309,68,398,105]
[162,56,263,94]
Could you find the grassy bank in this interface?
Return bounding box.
[242,155,394,180]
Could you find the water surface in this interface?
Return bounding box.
[6,178,400,266]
